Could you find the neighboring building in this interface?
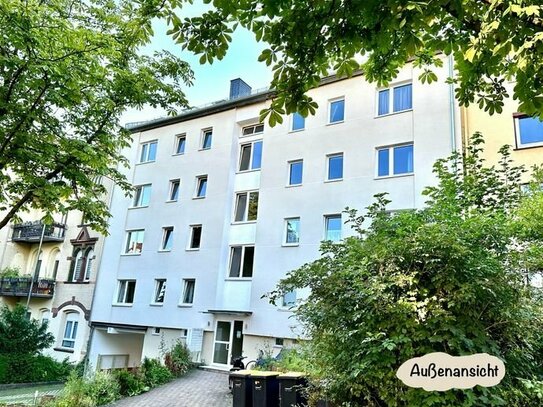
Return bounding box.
[0,205,109,362]
[461,82,543,179]
[88,58,461,370]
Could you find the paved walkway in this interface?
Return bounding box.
[109,369,232,407]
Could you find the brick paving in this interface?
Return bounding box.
[109,369,232,407]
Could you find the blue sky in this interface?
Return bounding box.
[122,2,272,125]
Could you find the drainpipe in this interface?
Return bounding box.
[448,54,457,152]
[25,223,46,312]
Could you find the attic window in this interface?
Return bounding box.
[242,124,264,136]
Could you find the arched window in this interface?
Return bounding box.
[84,249,94,281]
[62,312,79,349]
[72,250,83,282]
[47,249,60,280]
[30,250,43,277]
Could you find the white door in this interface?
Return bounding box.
[213,321,232,365]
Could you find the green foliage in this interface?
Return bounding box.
[0,354,73,384]
[86,371,121,406]
[0,266,20,278]
[166,1,543,124]
[268,134,543,406]
[0,0,192,232]
[163,341,192,377]
[113,369,148,397]
[0,305,53,355]
[48,371,120,407]
[141,358,173,387]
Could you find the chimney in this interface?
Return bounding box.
[229,78,252,99]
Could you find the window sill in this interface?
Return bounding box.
[186,248,200,252]
[231,221,257,226]
[236,168,261,175]
[277,307,296,312]
[514,143,543,150]
[63,281,91,285]
[326,120,344,126]
[150,303,164,307]
[324,178,343,183]
[375,172,414,180]
[172,152,185,156]
[165,200,178,203]
[286,184,302,188]
[112,303,133,307]
[128,205,149,210]
[282,243,299,247]
[135,160,156,166]
[288,128,305,134]
[198,147,211,151]
[178,304,193,308]
[54,347,75,354]
[374,108,413,119]
[120,253,142,257]
[158,249,171,253]
[224,277,253,281]
[192,196,206,200]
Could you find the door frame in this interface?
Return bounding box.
[212,319,244,366]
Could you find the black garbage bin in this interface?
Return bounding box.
[251,371,280,407]
[230,370,253,407]
[278,372,308,407]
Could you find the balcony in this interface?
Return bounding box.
[11,221,66,243]
[0,277,55,298]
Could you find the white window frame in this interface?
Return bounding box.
[84,248,94,280]
[132,184,151,208]
[200,128,213,150]
[160,227,174,251]
[282,290,297,308]
[180,279,196,305]
[228,245,255,279]
[174,134,186,155]
[233,190,259,223]
[187,225,202,250]
[194,175,208,199]
[375,143,414,178]
[283,217,301,246]
[61,312,79,349]
[72,249,84,282]
[139,140,157,163]
[514,115,543,149]
[124,229,144,255]
[376,81,413,117]
[287,160,303,186]
[324,214,342,242]
[241,123,264,137]
[328,97,345,124]
[238,140,263,172]
[326,153,344,181]
[152,279,166,304]
[168,179,180,202]
[290,112,305,132]
[115,280,136,305]
[152,327,161,336]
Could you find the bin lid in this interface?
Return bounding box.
[278,371,306,378]
[229,369,254,377]
[250,371,280,378]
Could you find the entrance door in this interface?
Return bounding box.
[213,321,232,365]
[231,320,244,360]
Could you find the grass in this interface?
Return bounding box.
[0,383,64,405]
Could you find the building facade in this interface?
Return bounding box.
[88,58,461,370]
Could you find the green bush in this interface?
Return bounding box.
[86,371,120,405]
[0,354,73,384]
[141,358,172,387]
[163,341,192,377]
[113,369,148,396]
[47,371,120,407]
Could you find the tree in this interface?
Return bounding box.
[0,305,53,355]
[268,134,543,406]
[167,0,543,124]
[0,0,193,232]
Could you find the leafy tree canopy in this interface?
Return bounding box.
[268,134,543,406]
[0,0,193,232]
[0,305,53,355]
[166,0,543,124]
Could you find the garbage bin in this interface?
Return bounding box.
[278,371,308,407]
[230,370,253,407]
[251,371,280,407]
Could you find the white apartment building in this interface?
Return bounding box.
[88,58,460,370]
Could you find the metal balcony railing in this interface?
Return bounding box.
[11,221,66,243]
[0,277,55,298]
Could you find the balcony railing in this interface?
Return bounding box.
[12,221,66,243]
[0,277,55,298]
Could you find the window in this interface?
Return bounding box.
[234,191,259,222]
[40,309,50,326]
[239,140,263,171]
[181,279,195,304]
[161,227,174,251]
[62,313,79,348]
[195,176,207,198]
[229,246,255,278]
[84,248,94,280]
[152,327,161,335]
[140,141,157,163]
[153,279,166,304]
[125,230,144,254]
[188,225,202,249]
[116,280,136,304]
[377,144,414,177]
[329,99,345,123]
[291,113,305,131]
[175,134,186,154]
[378,83,412,115]
[282,291,297,307]
[288,160,303,185]
[275,338,284,347]
[242,124,264,136]
[201,129,212,150]
[327,154,343,181]
[168,179,180,201]
[133,184,151,207]
[284,218,300,245]
[324,215,342,242]
[515,115,543,147]
[72,250,84,281]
